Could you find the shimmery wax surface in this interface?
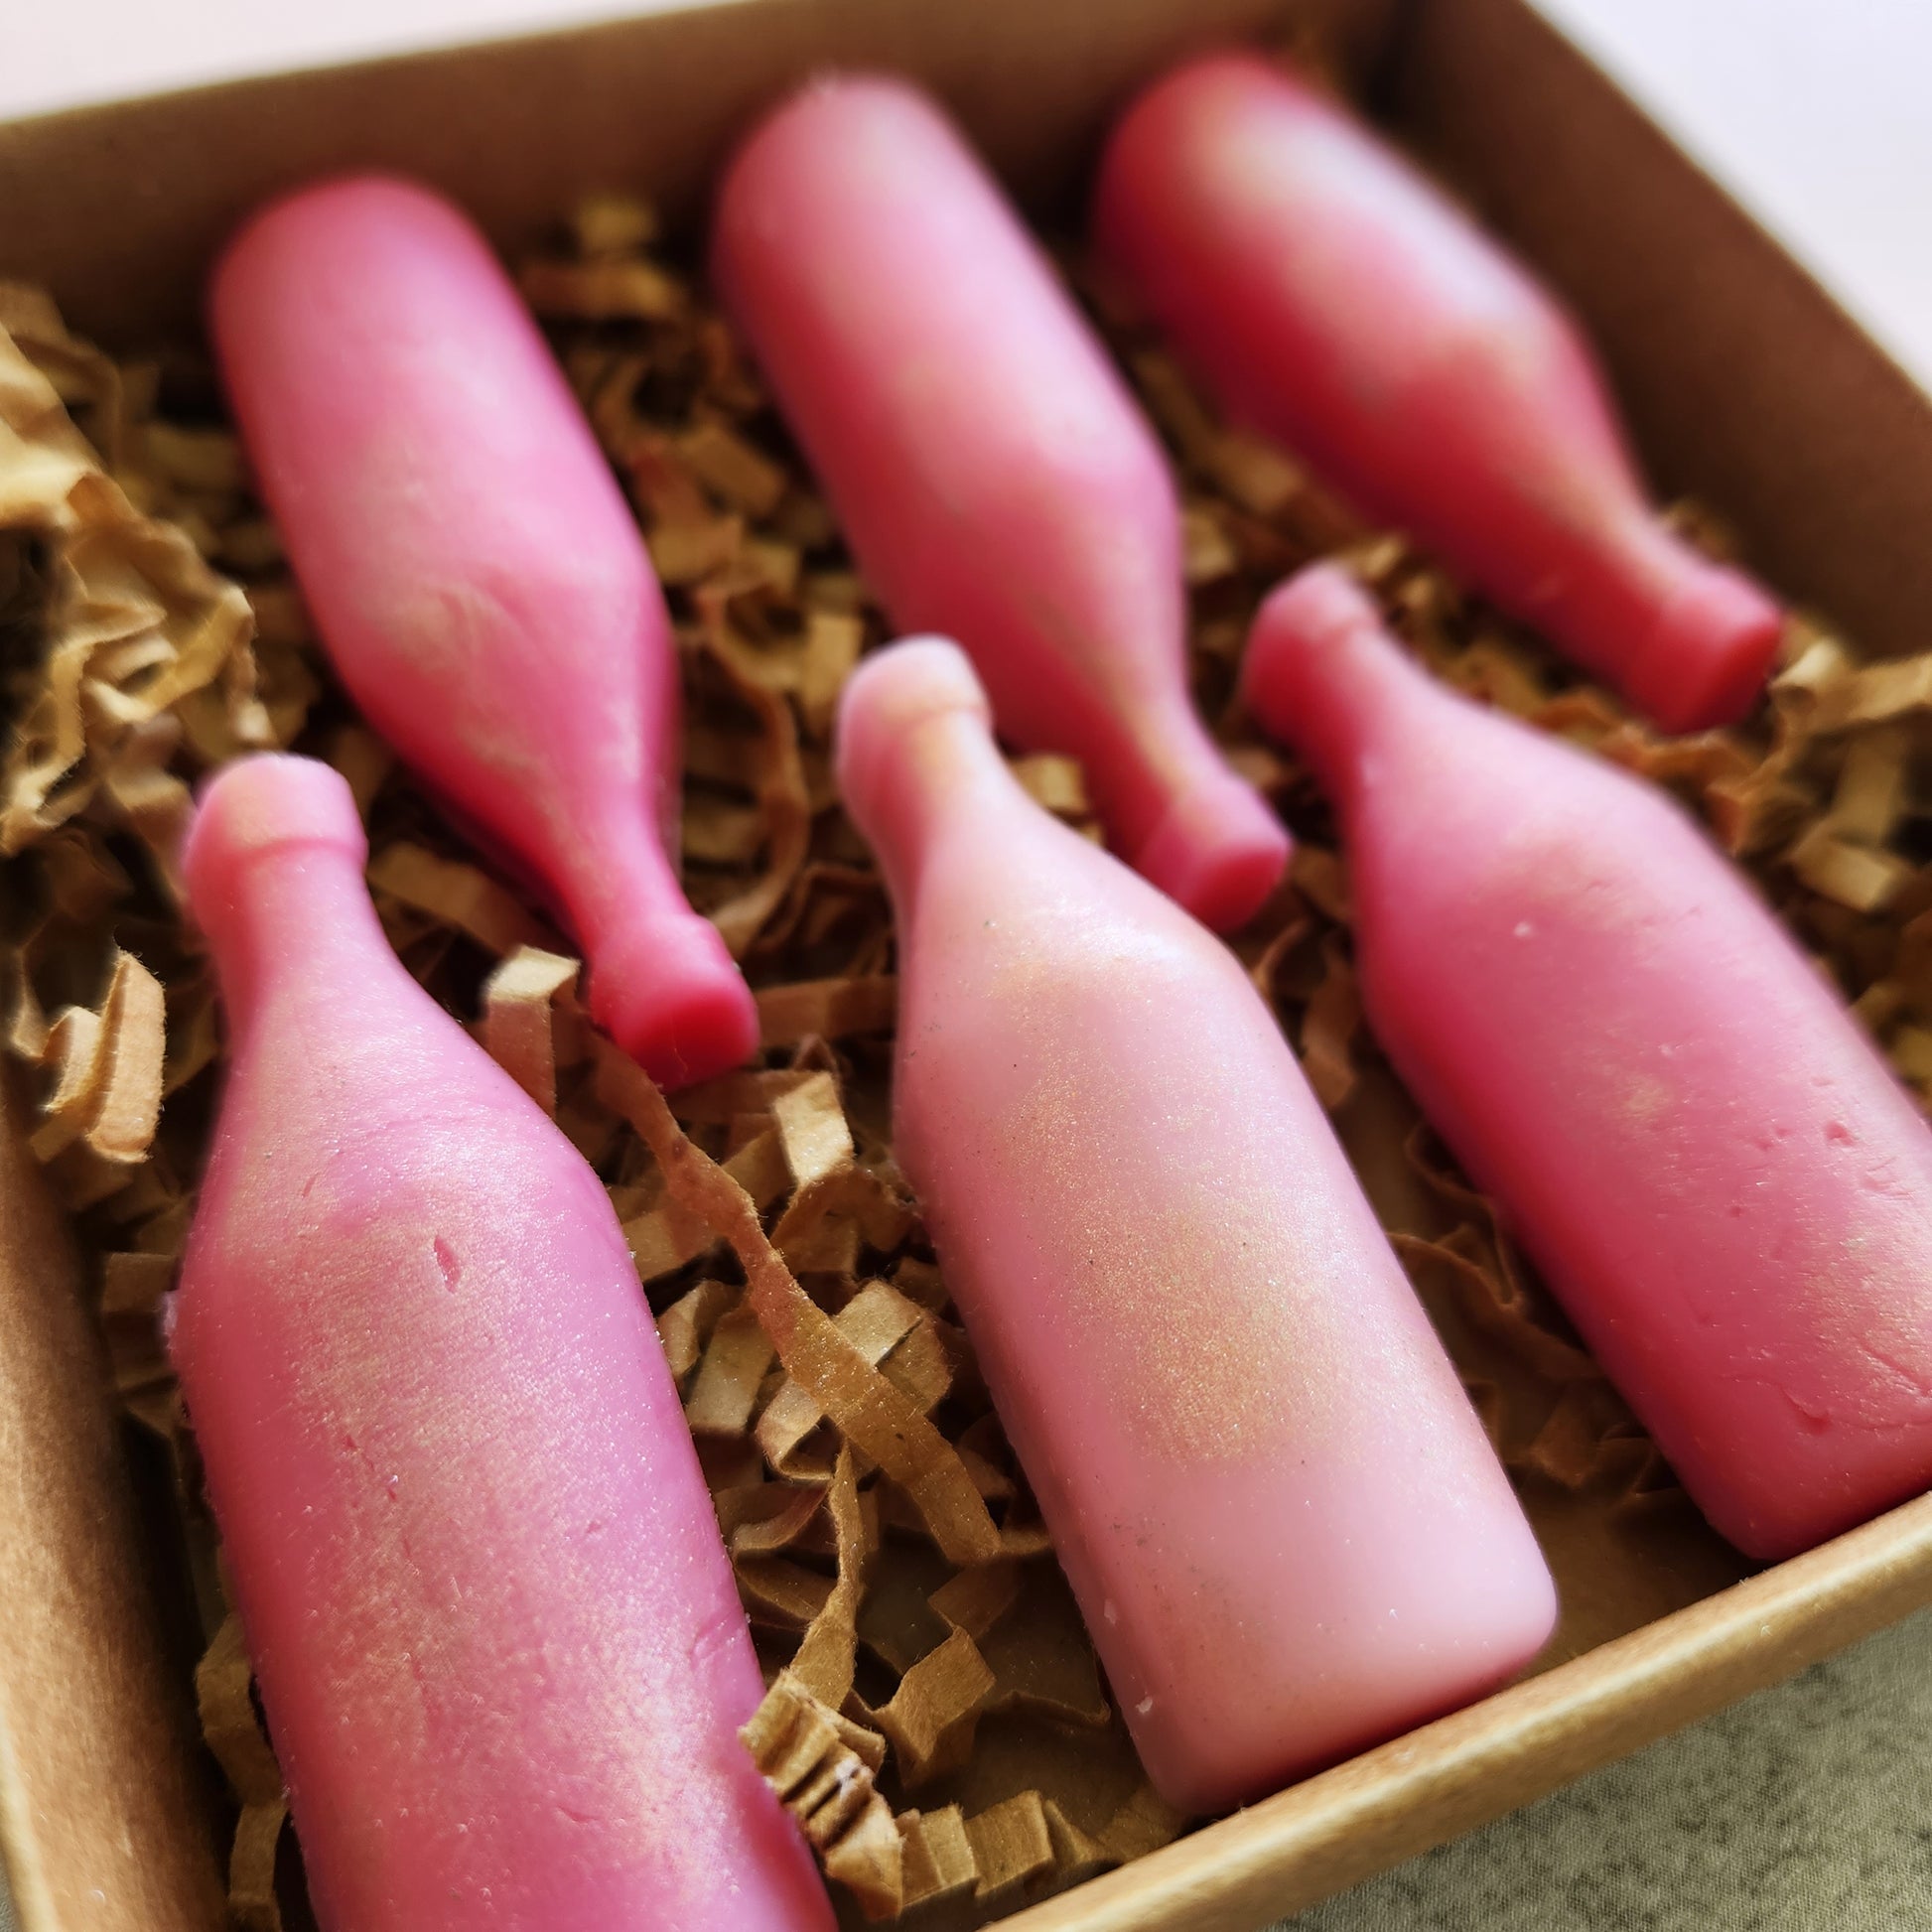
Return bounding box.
[966,904,1413,1462]
[169,759,829,1931]
[844,640,1555,1816]
[1375,756,1932,1505]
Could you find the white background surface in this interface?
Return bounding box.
[4,5,1931,1930]
[1536,0,1932,394]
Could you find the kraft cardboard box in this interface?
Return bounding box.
[5,2,1932,1928]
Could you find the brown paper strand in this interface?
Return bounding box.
[596,1041,1004,1570]
[480,944,580,1114]
[6,155,1930,1926]
[741,1672,904,1920]
[195,1615,288,1932]
[787,1447,870,1708]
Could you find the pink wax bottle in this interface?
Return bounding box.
[1094,54,1784,733]
[1244,564,1932,1560]
[168,755,831,1932]
[210,176,757,1088]
[836,638,1554,1812]
[713,75,1289,932]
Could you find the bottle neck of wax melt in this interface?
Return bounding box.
[1239,567,1454,817]
[184,757,403,1049]
[1112,716,1291,933]
[836,636,1023,913]
[1542,510,1782,734]
[554,804,753,1078]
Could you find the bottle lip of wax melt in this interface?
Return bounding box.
[183,752,367,918]
[1619,547,1786,734]
[835,631,992,843]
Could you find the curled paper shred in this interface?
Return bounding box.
[757,973,897,1048]
[741,1671,903,1921]
[480,944,581,1114]
[683,1299,777,1438]
[1180,500,1240,586]
[366,843,556,957]
[799,610,865,736]
[965,1793,1057,1900]
[759,1278,925,1477]
[678,419,789,518]
[772,1164,919,1284]
[723,1482,827,1560]
[0,306,263,857]
[1009,755,1089,820]
[898,1806,978,1909]
[518,255,687,324]
[1788,820,1911,915]
[696,645,814,959]
[873,1627,997,1788]
[28,948,165,1187]
[739,1556,837,1632]
[99,1248,177,1434]
[195,1616,289,1932]
[1793,651,1932,736]
[789,1447,869,1706]
[656,1276,741,1386]
[1825,726,1908,846]
[1299,935,1361,1112]
[976,1565,1112,1730]
[771,1069,856,1188]
[15,158,1932,1930]
[596,1041,1003,1569]
[1289,842,1352,923]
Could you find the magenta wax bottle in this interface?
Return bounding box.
[713,73,1289,929]
[837,636,1555,1813]
[169,755,831,1931]
[1244,565,1932,1560]
[1095,53,1783,731]
[211,176,757,1086]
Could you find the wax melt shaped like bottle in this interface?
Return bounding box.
[169,757,830,1932]
[712,75,1288,931]
[210,176,756,1087]
[1244,566,1932,1560]
[836,639,1553,1812]
[1095,55,1784,733]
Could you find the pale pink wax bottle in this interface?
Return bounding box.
[712,74,1290,932]
[836,638,1554,1812]
[1094,53,1784,733]
[210,176,757,1088]
[1244,565,1932,1560]
[168,755,831,1932]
